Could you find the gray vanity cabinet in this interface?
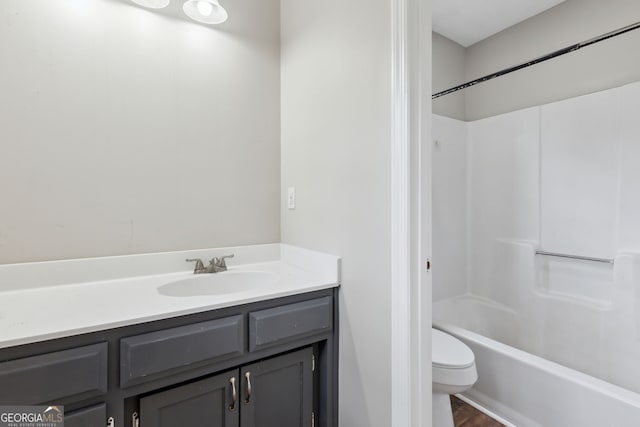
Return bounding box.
[139,369,239,427]
[0,289,337,427]
[138,347,313,427]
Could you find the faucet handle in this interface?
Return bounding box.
[219,254,235,269]
[186,258,205,273]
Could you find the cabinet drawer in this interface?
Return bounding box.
[65,403,107,427]
[249,297,332,352]
[0,343,108,404]
[120,315,244,387]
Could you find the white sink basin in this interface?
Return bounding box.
[158,271,280,297]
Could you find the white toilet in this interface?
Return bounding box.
[432,328,478,427]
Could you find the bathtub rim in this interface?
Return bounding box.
[433,322,640,409]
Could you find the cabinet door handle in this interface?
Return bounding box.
[244,372,252,404]
[229,377,237,411]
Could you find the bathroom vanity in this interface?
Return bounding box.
[0,244,340,427]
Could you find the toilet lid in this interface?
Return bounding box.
[432,328,475,369]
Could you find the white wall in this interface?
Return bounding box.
[280,0,394,425]
[464,0,640,120]
[467,108,540,301]
[0,0,281,263]
[618,81,640,252]
[433,82,640,393]
[466,82,640,300]
[432,107,540,302]
[432,115,467,300]
[432,33,466,120]
[540,89,619,260]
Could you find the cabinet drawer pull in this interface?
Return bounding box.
[244,372,252,404]
[229,377,237,411]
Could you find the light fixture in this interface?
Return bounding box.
[183,0,228,24]
[130,0,170,9]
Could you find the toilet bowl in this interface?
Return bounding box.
[432,328,478,427]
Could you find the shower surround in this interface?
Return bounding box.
[432,81,640,424]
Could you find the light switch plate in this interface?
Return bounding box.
[287,187,296,209]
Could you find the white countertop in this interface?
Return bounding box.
[0,244,340,349]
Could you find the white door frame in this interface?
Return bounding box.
[390,0,432,425]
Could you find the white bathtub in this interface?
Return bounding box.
[434,318,640,426]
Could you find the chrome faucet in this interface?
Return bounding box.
[186,254,234,274]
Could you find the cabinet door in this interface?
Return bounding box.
[140,369,240,427]
[240,347,314,427]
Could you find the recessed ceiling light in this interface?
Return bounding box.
[183,0,228,24]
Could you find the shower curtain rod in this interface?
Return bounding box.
[432,21,640,99]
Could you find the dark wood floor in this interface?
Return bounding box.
[451,396,505,427]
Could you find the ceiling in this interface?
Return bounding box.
[433,0,566,47]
